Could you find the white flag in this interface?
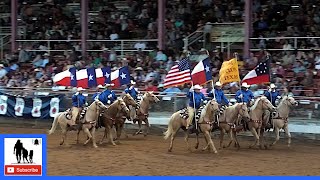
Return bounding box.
[15,97,25,116]
[0,95,8,115]
[50,98,60,117]
[31,98,42,117]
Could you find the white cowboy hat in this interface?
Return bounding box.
[270,83,276,89]
[77,87,85,91]
[97,85,105,89]
[241,82,250,88]
[0,64,4,68]
[215,81,222,86]
[193,84,202,90]
[135,67,143,71]
[43,53,49,56]
[200,48,207,52]
[105,83,115,87]
[130,80,136,85]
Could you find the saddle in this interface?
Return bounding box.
[179,105,204,122]
[65,107,88,124]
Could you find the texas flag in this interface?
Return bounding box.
[53,66,111,88]
[242,58,271,85]
[111,66,131,88]
[191,58,212,85]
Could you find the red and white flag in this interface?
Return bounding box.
[191,58,212,85]
[242,58,271,85]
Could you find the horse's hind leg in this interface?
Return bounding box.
[284,125,291,148]
[108,125,117,146]
[83,128,92,145]
[143,119,150,137]
[60,129,67,146]
[90,126,98,148]
[183,130,192,152]
[76,130,81,144]
[168,128,179,152]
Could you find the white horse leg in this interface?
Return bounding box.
[260,128,268,149]
[99,128,107,145]
[108,125,117,146]
[83,128,92,145]
[60,129,67,146]
[195,133,200,149]
[219,128,226,149]
[284,124,291,148]
[226,129,234,148]
[143,120,150,137]
[204,131,217,153]
[233,131,240,149]
[168,128,179,152]
[249,128,259,148]
[201,134,210,151]
[90,126,98,148]
[184,130,191,152]
[133,120,142,136]
[76,129,81,144]
[271,126,280,146]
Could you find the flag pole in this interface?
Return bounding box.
[234,52,244,104]
[191,81,198,130]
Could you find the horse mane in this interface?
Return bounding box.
[200,101,211,118]
[250,97,265,111]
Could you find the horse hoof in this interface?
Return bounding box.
[264,145,269,149]
[222,145,226,148]
[168,149,172,152]
[93,145,98,148]
[143,134,147,137]
[195,145,199,149]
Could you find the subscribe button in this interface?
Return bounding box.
[4,165,42,176]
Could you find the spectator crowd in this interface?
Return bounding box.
[0,0,320,96]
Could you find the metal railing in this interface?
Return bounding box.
[250,37,320,51]
[15,39,157,56]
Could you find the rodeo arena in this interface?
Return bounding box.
[1,0,320,176]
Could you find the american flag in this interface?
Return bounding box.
[163,58,192,88]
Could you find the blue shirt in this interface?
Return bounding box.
[187,91,207,109]
[92,92,100,101]
[98,89,117,105]
[72,93,86,107]
[264,90,281,106]
[235,89,254,103]
[208,89,229,105]
[124,87,138,100]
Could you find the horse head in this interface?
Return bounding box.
[260,96,276,112]
[283,96,299,107]
[145,91,160,103]
[237,103,250,121]
[93,99,108,111]
[117,98,130,115]
[123,94,137,107]
[208,99,219,114]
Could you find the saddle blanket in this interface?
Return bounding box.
[179,105,205,121]
[65,107,88,121]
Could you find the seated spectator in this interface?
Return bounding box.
[0,64,7,79]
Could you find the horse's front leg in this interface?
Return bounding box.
[249,127,259,149]
[99,128,107,145]
[107,125,116,146]
[260,128,268,149]
[60,129,68,146]
[204,131,217,153]
[76,129,81,144]
[201,133,210,151]
[133,119,143,136]
[284,124,291,148]
[219,128,226,149]
[233,131,240,149]
[195,132,200,149]
[226,128,235,148]
[271,125,280,147]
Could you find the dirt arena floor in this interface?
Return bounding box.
[1,125,320,176]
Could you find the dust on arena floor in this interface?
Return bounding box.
[1,117,320,176]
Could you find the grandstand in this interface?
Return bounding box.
[0,0,319,97]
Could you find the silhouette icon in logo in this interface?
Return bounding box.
[13,139,34,164]
[29,150,34,163]
[13,139,23,163]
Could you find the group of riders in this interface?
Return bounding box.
[68,78,281,130]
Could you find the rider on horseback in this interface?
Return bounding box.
[124,80,139,121]
[263,83,281,128]
[92,85,105,100]
[235,82,254,130]
[208,81,232,106]
[186,84,207,130]
[98,83,117,105]
[235,82,254,106]
[69,87,87,128]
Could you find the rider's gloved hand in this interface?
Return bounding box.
[203,100,208,104]
[107,100,111,104]
[85,102,88,106]
[277,96,281,99]
[228,102,232,106]
[238,94,243,98]
[75,92,79,96]
[108,94,112,98]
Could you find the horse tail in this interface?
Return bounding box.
[163,113,175,140]
[48,113,61,135]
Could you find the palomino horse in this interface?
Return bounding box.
[97,98,130,146]
[133,92,160,136]
[268,96,298,147]
[247,96,276,149]
[218,103,250,150]
[48,99,108,148]
[114,94,137,142]
[163,99,220,153]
